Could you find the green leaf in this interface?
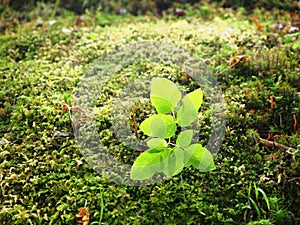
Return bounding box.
[185,144,215,171]
[130,164,156,180]
[257,187,270,211]
[150,77,181,114]
[130,148,172,180]
[176,88,203,127]
[140,114,176,139]
[293,39,300,49]
[176,130,194,148]
[131,148,166,167]
[187,88,203,110]
[163,147,185,177]
[147,138,167,150]
[249,197,261,219]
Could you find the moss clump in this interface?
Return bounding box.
[0,2,299,225]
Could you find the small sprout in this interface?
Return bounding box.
[130,77,214,180]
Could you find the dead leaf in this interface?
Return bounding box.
[80,117,94,122]
[284,25,299,33]
[272,21,300,33]
[265,153,279,160]
[228,55,247,67]
[253,15,263,29]
[62,104,69,114]
[70,106,86,114]
[248,109,256,115]
[173,7,186,17]
[76,207,90,225]
[75,16,90,27]
[272,23,287,30]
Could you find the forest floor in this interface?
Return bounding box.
[0,3,299,225]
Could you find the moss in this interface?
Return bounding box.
[0,3,299,225]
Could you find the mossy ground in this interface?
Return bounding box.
[0,3,299,225]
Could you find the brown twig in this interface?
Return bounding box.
[131,106,139,139]
[270,96,275,109]
[258,137,296,152]
[293,114,297,133]
[243,203,249,224]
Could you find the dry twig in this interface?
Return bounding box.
[258,137,296,152]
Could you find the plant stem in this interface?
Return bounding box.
[52,0,61,18]
[99,188,104,224]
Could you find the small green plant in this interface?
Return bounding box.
[247,219,272,225]
[247,182,270,220]
[130,77,215,180]
[268,197,295,225]
[90,188,104,225]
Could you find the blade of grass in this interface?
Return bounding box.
[52,0,61,18]
[248,182,252,198]
[90,188,104,225]
[99,188,104,224]
[253,182,259,202]
[258,187,270,211]
[249,197,261,220]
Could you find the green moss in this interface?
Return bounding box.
[0,3,299,225]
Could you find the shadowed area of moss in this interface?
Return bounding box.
[0,2,299,225]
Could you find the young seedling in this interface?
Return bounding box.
[130,77,215,180]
